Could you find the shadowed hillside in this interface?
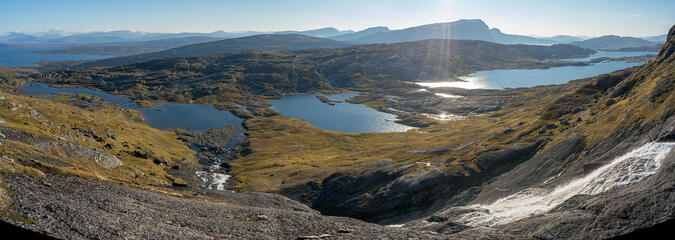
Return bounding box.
[24,36,223,56]
[571,35,659,50]
[75,34,353,68]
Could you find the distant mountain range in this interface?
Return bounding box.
[608,44,663,52]
[0,30,227,44]
[274,27,353,38]
[328,20,556,45]
[0,28,353,45]
[329,27,391,41]
[24,36,223,56]
[640,34,667,43]
[537,35,586,43]
[2,19,666,58]
[4,19,653,47]
[569,35,660,50]
[77,34,352,68]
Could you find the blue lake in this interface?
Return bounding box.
[22,83,246,143]
[0,45,110,66]
[417,51,653,90]
[23,83,413,135]
[270,93,414,133]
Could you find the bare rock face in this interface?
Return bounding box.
[0,126,121,169]
[87,147,123,169]
[0,172,445,239]
[36,141,122,169]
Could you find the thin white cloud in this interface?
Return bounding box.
[609,13,643,17]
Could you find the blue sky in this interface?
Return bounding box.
[1,0,673,37]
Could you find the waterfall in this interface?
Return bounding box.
[195,171,231,191]
[457,142,675,226]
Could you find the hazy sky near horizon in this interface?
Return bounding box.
[1,0,673,37]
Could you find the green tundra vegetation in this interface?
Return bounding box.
[10,36,671,198]
[4,50,671,198]
[231,58,673,192]
[0,32,672,234]
[6,35,671,196]
[0,69,200,197]
[32,40,592,117]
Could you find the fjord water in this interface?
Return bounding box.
[417,51,655,90]
[270,93,414,133]
[457,142,675,226]
[0,46,110,66]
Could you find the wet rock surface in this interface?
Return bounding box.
[497,146,675,239]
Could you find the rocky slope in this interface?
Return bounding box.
[2,172,444,239]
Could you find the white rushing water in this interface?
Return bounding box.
[195,171,231,191]
[457,142,675,226]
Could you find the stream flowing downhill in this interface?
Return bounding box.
[456,142,675,227]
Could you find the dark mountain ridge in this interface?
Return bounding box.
[329,26,391,41]
[571,35,659,50]
[344,19,555,45]
[75,34,353,68]
[0,27,354,45]
[24,36,223,56]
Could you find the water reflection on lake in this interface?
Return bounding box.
[22,83,245,139]
[270,93,414,133]
[416,51,653,90]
